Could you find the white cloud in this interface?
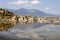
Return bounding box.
[30,0,39,4]
[8,0,40,6]
[44,8,50,11]
[41,8,50,12]
[41,8,50,13]
[8,0,28,5]
[41,8,56,14]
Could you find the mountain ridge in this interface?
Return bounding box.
[10,8,55,16]
[3,8,57,17]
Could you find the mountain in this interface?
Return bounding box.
[12,8,29,15]
[6,8,55,16]
[14,8,55,16]
[28,9,50,16]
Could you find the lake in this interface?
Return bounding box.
[0,21,60,40]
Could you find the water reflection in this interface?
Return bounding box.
[0,19,60,31]
[0,19,45,32]
[0,20,17,31]
[0,20,60,40]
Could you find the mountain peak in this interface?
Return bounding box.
[7,8,55,16]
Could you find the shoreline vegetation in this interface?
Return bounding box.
[0,8,60,31]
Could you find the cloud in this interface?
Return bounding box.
[41,8,56,14]
[44,8,50,11]
[30,0,39,4]
[41,7,50,12]
[8,0,40,6]
[8,0,28,5]
[41,8,51,13]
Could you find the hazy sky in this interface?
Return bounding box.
[0,0,60,15]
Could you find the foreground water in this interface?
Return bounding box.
[0,21,60,40]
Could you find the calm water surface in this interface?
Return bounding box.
[0,21,60,40]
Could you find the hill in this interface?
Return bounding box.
[0,8,15,19]
[9,8,55,16]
